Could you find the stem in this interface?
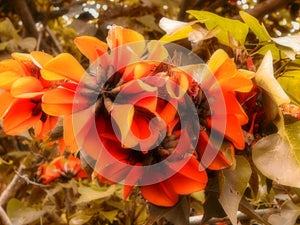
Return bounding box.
[0,207,12,225]
[0,164,25,206]
[0,164,25,225]
[189,208,281,224]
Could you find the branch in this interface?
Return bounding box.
[189,208,281,224]
[0,164,25,206]
[240,0,294,18]
[0,164,25,225]
[0,207,12,225]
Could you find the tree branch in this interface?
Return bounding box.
[0,164,25,225]
[240,0,294,18]
[0,207,12,225]
[189,208,281,224]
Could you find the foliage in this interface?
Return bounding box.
[0,1,300,225]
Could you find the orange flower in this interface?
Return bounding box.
[38,154,87,184]
[195,49,254,170]
[0,52,58,137]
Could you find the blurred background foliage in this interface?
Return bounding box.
[0,0,300,225]
[0,0,299,60]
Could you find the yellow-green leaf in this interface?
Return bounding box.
[239,11,271,42]
[187,10,248,46]
[278,70,300,105]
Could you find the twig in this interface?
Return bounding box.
[0,164,25,206]
[189,208,281,224]
[0,164,25,225]
[0,207,12,225]
[235,0,294,19]
[45,25,63,53]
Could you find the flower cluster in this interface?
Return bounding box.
[38,154,87,184]
[0,25,257,207]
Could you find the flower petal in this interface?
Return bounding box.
[74,36,108,62]
[141,181,179,206]
[0,91,14,118]
[3,100,41,135]
[207,49,229,74]
[107,25,145,49]
[42,53,85,82]
[168,157,207,194]
[10,76,44,98]
[42,88,75,116]
[207,115,245,150]
[30,51,53,68]
[0,71,21,89]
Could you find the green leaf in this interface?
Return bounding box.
[268,200,300,225]
[239,11,271,42]
[285,120,300,163]
[187,10,248,46]
[146,196,190,225]
[252,133,300,188]
[160,25,193,42]
[7,198,46,225]
[0,18,19,40]
[69,214,92,225]
[278,71,300,105]
[76,185,115,204]
[255,44,281,60]
[101,210,119,223]
[218,156,252,225]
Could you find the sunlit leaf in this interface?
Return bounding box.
[0,18,19,40]
[255,51,290,105]
[253,133,300,188]
[268,200,300,225]
[69,214,92,225]
[187,10,249,46]
[160,25,194,42]
[255,44,281,60]
[278,70,300,105]
[239,11,271,42]
[7,198,47,225]
[219,156,251,225]
[76,185,115,204]
[101,210,119,223]
[285,120,300,163]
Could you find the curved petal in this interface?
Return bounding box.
[207,115,245,150]
[0,71,22,89]
[42,53,85,82]
[42,88,75,116]
[107,25,145,49]
[220,72,253,93]
[0,91,15,118]
[10,76,44,98]
[74,36,108,62]
[3,100,41,135]
[141,180,179,206]
[198,131,233,170]
[0,59,26,75]
[168,157,207,194]
[34,116,58,139]
[166,69,189,99]
[207,49,229,74]
[30,51,53,68]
